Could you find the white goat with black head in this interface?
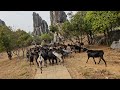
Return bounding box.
[37,51,44,74]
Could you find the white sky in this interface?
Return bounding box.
[0,11,77,33]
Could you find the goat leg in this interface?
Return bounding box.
[86,57,90,63]
[36,59,39,67]
[40,61,42,74]
[93,57,96,64]
[45,61,47,67]
[44,60,47,67]
[49,59,51,65]
[52,59,54,66]
[98,58,101,64]
[40,67,42,74]
[55,58,58,65]
[101,57,107,67]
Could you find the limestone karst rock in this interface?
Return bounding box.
[50,11,67,26]
[33,12,49,36]
[0,19,6,26]
[50,11,67,43]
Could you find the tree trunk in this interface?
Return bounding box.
[21,47,26,58]
[12,48,20,60]
[80,31,83,43]
[76,36,81,43]
[92,34,95,44]
[104,30,107,45]
[86,33,90,45]
[106,29,110,46]
[109,26,113,44]
[89,30,93,45]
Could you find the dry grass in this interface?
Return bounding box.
[0,50,37,79]
[64,45,120,79]
[0,45,120,79]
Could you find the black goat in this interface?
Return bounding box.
[71,45,82,53]
[29,49,35,66]
[47,49,58,65]
[34,49,40,67]
[84,48,107,67]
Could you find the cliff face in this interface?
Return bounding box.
[50,11,67,43]
[33,12,49,36]
[50,11,67,26]
[0,19,6,26]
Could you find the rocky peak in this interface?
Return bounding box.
[50,11,67,26]
[0,19,6,26]
[33,12,49,36]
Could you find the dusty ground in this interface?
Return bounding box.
[64,45,120,79]
[0,50,37,79]
[0,45,120,79]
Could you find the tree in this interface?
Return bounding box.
[0,25,13,60]
[49,25,59,33]
[15,29,33,58]
[85,11,120,45]
[61,21,75,43]
[70,11,87,43]
[39,33,53,44]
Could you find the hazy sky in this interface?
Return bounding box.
[0,11,77,33]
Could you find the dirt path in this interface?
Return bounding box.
[34,64,72,79]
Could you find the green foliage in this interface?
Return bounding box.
[85,11,120,33]
[61,11,87,41]
[61,21,74,39]
[61,11,120,45]
[0,25,32,52]
[49,25,59,33]
[0,25,13,52]
[32,35,41,45]
[13,29,33,48]
[39,33,53,42]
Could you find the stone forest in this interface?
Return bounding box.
[0,11,120,79]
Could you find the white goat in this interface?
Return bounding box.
[62,49,73,58]
[37,52,44,74]
[52,51,64,64]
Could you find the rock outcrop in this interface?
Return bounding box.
[0,19,6,26]
[50,11,67,26]
[109,30,120,42]
[95,30,120,45]
[33,12,49,36]
[50,11,67,43]
[110,39,120,50]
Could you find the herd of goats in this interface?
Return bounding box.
[26,42,107,73]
